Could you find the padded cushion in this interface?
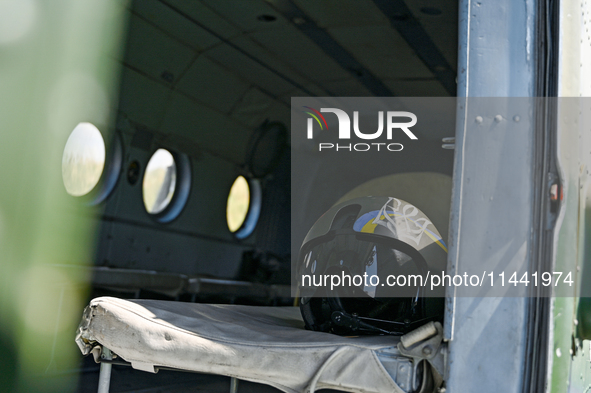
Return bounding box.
[76,297,413,393]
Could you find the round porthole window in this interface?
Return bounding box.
[142,148,191,223]
[143,149,176,214]
[62,122,122,204]
[62,122,106,197]
[226,175,261,239]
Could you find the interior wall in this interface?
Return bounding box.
[90,0,458,283]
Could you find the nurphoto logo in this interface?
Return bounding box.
[303,106,418,152]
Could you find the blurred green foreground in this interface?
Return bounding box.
[0,0,127,391]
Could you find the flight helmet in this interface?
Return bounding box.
[298,196,447,335]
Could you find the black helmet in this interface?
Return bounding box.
[297,196,447,336]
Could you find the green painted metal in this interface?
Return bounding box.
[549,100,591,392]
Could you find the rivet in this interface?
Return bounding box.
[513,115,520,122]
[494,115,503,122]
[475,116,483,123]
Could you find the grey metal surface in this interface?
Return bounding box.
[265,0,394,96]
[445,0,536,391]
[455,0,536,97]
[230,377,238,393]
[396,322,446,388]
[371,0,456,95]
[98,348,113,393]
[58,265,292,300]
[374,354,415,393]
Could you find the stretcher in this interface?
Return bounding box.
[76,297,444,393]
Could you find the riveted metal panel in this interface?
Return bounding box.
[445,0,537,391]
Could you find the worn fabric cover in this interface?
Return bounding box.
[76,297,409,393]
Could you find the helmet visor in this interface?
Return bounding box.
[298,232,435,299]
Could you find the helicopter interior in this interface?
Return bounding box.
[63,0,459,391]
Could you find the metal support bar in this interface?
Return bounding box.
[371,0,457,95]
[98,347,113,393]
[230,377,239,393]
[265,0,394,96]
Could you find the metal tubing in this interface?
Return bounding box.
[230,377,239,393]
[98,347,113,393]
